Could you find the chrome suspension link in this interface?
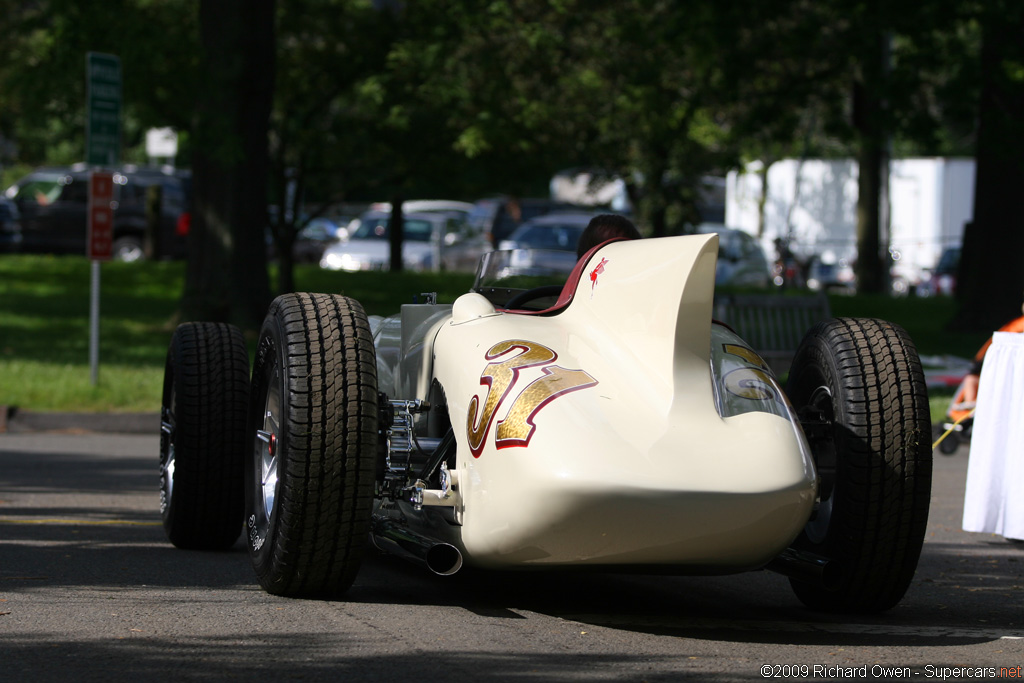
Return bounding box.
[380,398,429,501]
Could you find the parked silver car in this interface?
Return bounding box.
[320,210,491,272]
[696,224,773,288]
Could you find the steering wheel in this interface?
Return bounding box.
[503,285,564,311]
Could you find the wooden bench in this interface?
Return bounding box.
[713,293,833,376]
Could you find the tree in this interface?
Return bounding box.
[954,0,1024,330]
[718,0,992,298]
[845,2,971,294]
[267,0,485,282]
[0,0,197,171]
[266,0,396,291]
[408,1,603,195]
[576,2,735,236]
[851,15,891,294]
[726,0,900,292]
[3,0,1008,313]
[405,0,744,236]
[180,0,274,330]
[708,0,854,242]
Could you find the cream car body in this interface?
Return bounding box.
[162,227,932,612]
[372,234,816,573]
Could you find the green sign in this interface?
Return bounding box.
[86,52,121,167]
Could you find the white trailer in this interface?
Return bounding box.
[725,158,975,286]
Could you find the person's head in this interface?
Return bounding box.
[576,214,641,259]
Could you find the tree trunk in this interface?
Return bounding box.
[388,194,404,273]
[852,31,888,295]
[276,230,296,295]
[756,161,771,239]
[855,128,885,294]
[641,155,669,237]
[952,3,1024,331]
[181,0,275,331]
[274,167,303,295]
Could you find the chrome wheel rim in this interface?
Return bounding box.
[805,384,836,544]
[159,398,176,515]
[256,365,281,521]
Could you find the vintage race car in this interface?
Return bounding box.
[158,234,933,613]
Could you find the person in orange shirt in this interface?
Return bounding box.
[960,309,1024,405]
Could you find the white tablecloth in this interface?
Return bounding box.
[962,331,1024,541]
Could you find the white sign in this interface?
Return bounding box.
[146,127,178,158]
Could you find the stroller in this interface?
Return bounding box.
[936,378,975,455]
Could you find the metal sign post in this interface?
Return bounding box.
[89,260,101,386]
[87,171,114,385]
[85,52,120,386]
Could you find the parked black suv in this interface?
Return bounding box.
[0,196,21,251]
[2,164,191,260]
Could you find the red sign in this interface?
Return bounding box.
[88,171,114,261]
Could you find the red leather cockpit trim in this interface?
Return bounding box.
[501,237,630,316]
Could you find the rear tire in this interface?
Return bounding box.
[160,322,249,550]
[245,293,378,597]
[786,317,932,613]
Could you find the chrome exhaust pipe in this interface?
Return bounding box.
[765,547,841,591]
[370,516,463,576]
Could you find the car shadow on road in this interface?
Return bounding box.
[0,633,738,683]
[7,512,1017,648]
[344,540,1024,648]
[0,509,253,591]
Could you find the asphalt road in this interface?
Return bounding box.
[1,432,1021,682]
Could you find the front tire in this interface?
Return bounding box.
[786,318,932,613]
[160,322,249,550]
[938,430,960,455]
[245,293,378,597]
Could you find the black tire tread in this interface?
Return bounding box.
[788,317,932,613]
[162,322,248,550]
[253,292,377,597]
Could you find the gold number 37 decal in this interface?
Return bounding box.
[467,340,598,457]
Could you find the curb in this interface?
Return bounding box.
[1,406,158,435]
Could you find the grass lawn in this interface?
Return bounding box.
[1,254,987,423]
[0,255,475,413]
[1,256,184,413]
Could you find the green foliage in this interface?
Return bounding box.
[1,0,991,200]
[0,255,475,411]
[1,1,1013,319]
[0,0,197,167]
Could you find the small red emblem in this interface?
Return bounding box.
[589,257,609,294]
